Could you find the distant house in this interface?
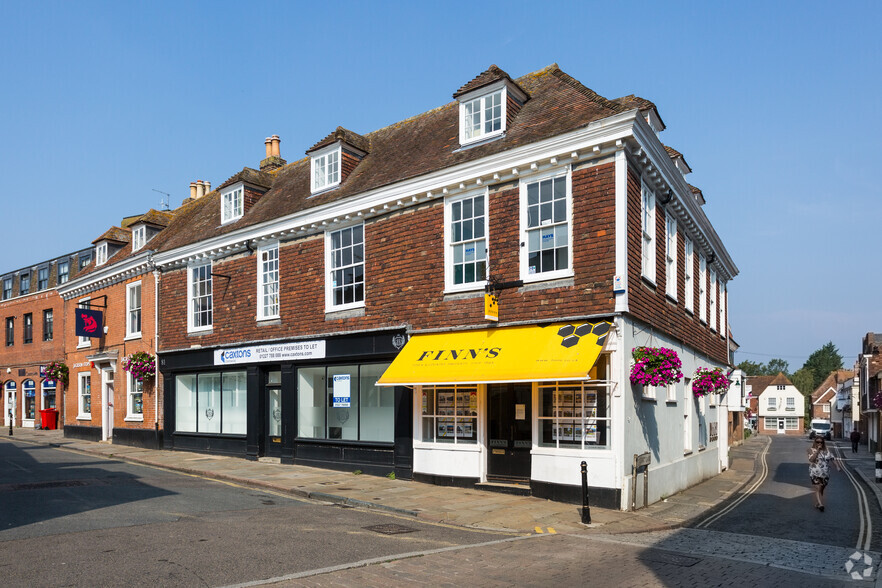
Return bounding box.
[756,373,804,435]
[811,370,853,438]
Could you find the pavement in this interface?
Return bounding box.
[0,427,790,537]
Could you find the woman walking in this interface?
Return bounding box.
[808,437,841,512]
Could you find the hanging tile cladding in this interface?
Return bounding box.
[625,165,727,364]
[158,163,618,351]
[341,150,361,184]
[243,186,264,215]
[505,92,522,129]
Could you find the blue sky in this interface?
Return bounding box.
[1,1,879,370]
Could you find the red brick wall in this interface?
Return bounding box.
[63,274,162,430]
[626,164,728,364]
[160,163,619,350]
[758,418,803,436]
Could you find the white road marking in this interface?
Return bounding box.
[693,435,770,528]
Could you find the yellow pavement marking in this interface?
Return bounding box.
[547,527,557,534]
[535,527,543,534]
[534,527,557,534]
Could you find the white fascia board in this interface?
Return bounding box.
[57,252,153,300]
[154,111,641,269]
[631,118,738,281]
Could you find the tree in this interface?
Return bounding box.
[737,360,766,376]
[766,358,790,376]
[802,342,843,392]
[790,367,815,424]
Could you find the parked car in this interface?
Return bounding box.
[809,419,832,440]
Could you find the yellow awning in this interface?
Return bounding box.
[377,320,612,386]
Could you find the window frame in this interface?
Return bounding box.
[78,372,92,419]
[519,169,574,283]
[77,298,91,348]
[37,266,49,290]
[444,188,489,292]
[2,277,11,300]
[221,184,244,224]
[537,374,613,450]
[131,225,146,251]
[767,396,777,410]
[23,313,32,344]
[126,281,142,339]
[257,241,280,320]
[188,262,213,333]
[19,271,30,295]
[42,309,53,341]
[665,211,677,300]
[698,253,707,323]
[325,223,365,313]
[96,243,108,266]
[684,237,694,312]
[5,317,13,347]
[709,267,717,332]
[458,83,506,146]
[57,259,70,284]
[310,144,342,194]
[719,280,727,337]
[22,379,36,421]
[641,180,656,283]
[126,371,144,421]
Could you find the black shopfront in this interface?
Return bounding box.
[159,330,413,478]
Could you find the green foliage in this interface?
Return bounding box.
[802,341,843,391]
[386,472,396,480]
[790,367,815,423]
[352,470,362,476]
[737,358,790,377]
[744,429,751,439]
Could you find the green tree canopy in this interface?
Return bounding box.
[802,342,843,391]
[737,358,790,377]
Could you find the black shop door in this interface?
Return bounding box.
[487,383,532,482]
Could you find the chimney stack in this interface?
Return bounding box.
[260,134,287,172]
[190,182,197,200]
[195,180,205,199]
[203,180,211,194]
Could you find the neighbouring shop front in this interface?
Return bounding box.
[377,319,620,508]
[159,329,413,478]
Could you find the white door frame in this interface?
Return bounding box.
[4,385,15,427]
[101,367,115,441]
[777,417,786,434]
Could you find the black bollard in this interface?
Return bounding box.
[580,460,591,524]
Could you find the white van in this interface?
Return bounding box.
[809,419,832,440]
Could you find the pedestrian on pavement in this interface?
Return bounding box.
[850,429,861,453]
[808,437,840,512]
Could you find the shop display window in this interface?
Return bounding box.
[23,379,35,420]
[174,371,247,435]
[538,356,611,449]
[420,384,478,444]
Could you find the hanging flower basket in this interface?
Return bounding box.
[630,347,683,387]
[122,351,156,382]
[692,367,730,397]
[44,360,69,386]
[873,391,882,411]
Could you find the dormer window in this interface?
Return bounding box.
[460,88,504,145]
[96,243,108,266]
[132,225,146,252]
[221,184,244,224]
[311,145,341,193]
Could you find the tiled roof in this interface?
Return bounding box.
[135,209,175,228]
[747,375,775,396]
[664,145,682,158]
[92,226,131,245]
[217,167,274,192]
[307,126,370,155]
[612,94,657,112]
[769,372,793,387]
[151,64,632,254]
[453,64,518,98]
[812,369,854,401]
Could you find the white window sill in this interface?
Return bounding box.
[666,293,677,303]
[188,326,213,334]
[521,271,574,285]
[457,130,505,150]
[76,415,91,420]
[256,315,281,323]
[443,284,486,295]
[641,276,657,286]
[124,333,142,341]
[325,302,365,315]
[77,343,91,349]
[642,396,657,402]
[124,416,144,422]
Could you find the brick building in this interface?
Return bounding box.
[58,209,174,448]
[1,247,93,429]
[137,64,739,510]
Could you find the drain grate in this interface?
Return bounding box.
[11,480,89,491]
[363,523,418,535]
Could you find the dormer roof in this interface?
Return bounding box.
[133,208,175,228]
[612,94,666,132]
[307,126,370,156]
[217,167,274,192]
[92,226,131,245]
[665,145,692,175]
[453,64,526,100]
[687,183,706,206]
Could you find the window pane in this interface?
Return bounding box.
[221,371,248,434]
[197,373,222,434]
[359,363,393,442]
[175,375,198,433]
[298,367,326,438]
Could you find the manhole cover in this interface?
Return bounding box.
[11,480,89,491]
[638,551,700,567]
[363,524,418,535]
